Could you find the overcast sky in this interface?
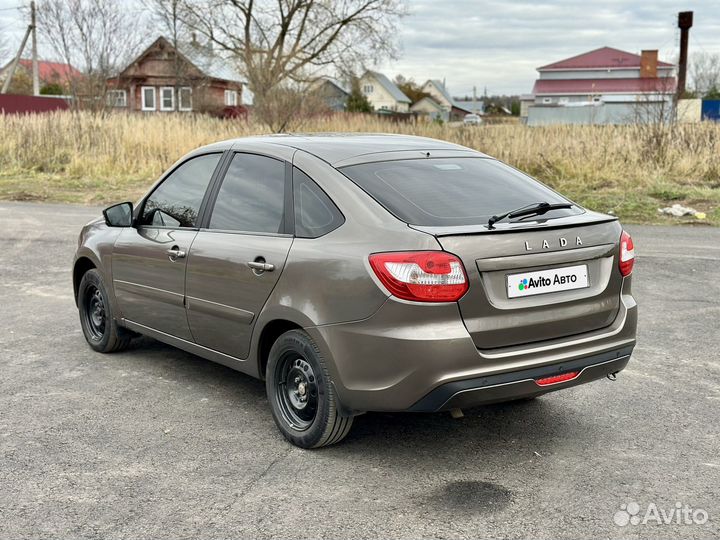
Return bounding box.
[1,0,719,96]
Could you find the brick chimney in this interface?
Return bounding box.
[640,50,658,78]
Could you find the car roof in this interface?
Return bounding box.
[197,133,486,166]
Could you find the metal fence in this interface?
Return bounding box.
[0,94,70,115]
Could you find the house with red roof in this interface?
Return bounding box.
[525,47,676,125]
[0,59,83,94]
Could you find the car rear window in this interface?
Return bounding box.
[340,157,581,227]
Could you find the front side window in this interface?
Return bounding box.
[160,87,174,111]
[209,153,286,233]
[340,158,581,227]
[293,168,344,238]
[142,86,156,110]
[141,153,222,227]
[224,89,238,106]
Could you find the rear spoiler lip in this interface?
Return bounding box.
[408,211,618,237]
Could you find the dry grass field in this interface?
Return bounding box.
[1,111,719,225]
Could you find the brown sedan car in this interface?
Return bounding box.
[73,134,637,448]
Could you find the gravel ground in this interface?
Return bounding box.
[0,201,718,540]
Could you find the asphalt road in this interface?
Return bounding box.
[0,201,718,540]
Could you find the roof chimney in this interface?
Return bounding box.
[677,11,693,95]
[640,50,658,78]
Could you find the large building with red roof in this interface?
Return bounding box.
[0,59,83,93]
[525,47,676,125]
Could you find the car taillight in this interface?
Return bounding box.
[619,230,635,277]
[368,251,469,302]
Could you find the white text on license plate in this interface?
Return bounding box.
[507,264,589,298]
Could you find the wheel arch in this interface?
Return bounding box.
[73,255,98,305]
[256,319,303,380]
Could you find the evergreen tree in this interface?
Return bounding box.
[346,78,373,113]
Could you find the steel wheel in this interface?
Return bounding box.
[83,285,106,341]
[275,355,319,431]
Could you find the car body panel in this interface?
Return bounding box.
[438,219,624,349]
[185,231,294,358]
[73,134,637,416]
[308,280,636,412]
[112,227,198,340]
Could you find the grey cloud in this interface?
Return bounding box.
[379,0,720,95]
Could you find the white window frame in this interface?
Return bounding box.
[160,86,175,111]
[363,84,373,94]
[542,97,552,104]
[224,89,238,106]
[141,86,156,111]
[178,87,192,111]
[106,89,127,107]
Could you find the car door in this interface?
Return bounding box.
[112,152,223,340]
[184,152,293,359]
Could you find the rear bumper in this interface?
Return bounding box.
[306,285,637,414]
[408,346,631,412]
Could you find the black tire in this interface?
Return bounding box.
[266,329,353,448]
[78,269,133,353]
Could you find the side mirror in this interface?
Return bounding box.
[103,202,134,227]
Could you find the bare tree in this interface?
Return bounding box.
[35,0,148,110]
[178,0,405,127]
[689,51,720,97]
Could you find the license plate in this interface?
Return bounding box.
[507,264,589,298]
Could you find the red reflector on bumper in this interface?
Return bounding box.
[535,371,580,386]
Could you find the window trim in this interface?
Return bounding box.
[160,86,175,111]
[107,89,127,107]
[178,86,192,111]
[224,89,238,106]
[200,151,292,236]
[136,151,227,230]
[141,86,156,111]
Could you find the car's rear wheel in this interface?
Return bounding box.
[266,330,353,448]
[78,269,132,353]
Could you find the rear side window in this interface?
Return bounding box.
[141,153,221,227]
[293,168,344,238]
[340,158,581,227]
[209,153,286,233]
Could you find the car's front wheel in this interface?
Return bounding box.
[78,269,133,353]
[266,329,353,448]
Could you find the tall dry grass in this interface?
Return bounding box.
[1,111,719,222]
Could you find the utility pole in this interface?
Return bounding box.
[677,11,693,96]
[1,19,33,94]
[31,1,39,96]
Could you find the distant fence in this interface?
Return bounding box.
[0,94,71,115]
[701,100,720,122]
[526,102,672,126]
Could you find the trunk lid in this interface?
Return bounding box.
[418,213,624,350]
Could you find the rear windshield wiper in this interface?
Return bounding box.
[488,202,573,229]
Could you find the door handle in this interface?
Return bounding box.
[247,261,275,272]
[167,247,186,261]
